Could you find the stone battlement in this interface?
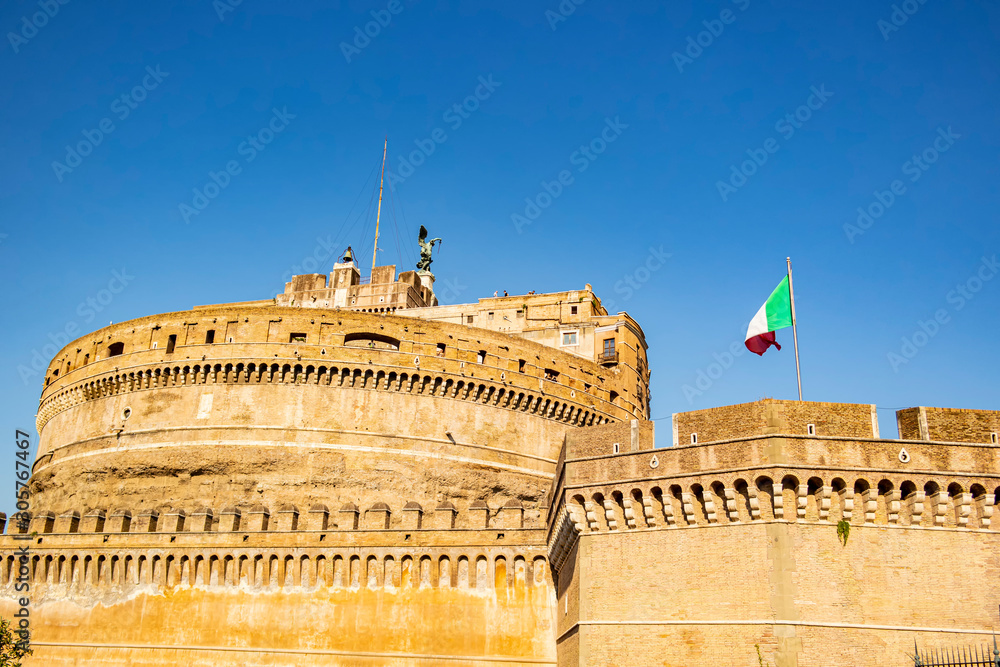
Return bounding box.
[672,398,880,445]
[897,406,1000,444]
[4,498,540,536]
[546,402,1000,667]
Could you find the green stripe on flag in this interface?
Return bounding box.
[764,276,793,331]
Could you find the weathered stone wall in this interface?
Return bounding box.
[549,416,1000,666]
[672,399,878,446]
[33,307,639,514]
[0,525,555,665]
[564,525,999,667]
[17,300,651,665]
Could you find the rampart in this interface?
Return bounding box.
[548,400,1000,667]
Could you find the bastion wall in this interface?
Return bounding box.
[547,400,1000,667]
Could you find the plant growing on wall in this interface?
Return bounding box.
[837,519,851,546]
[755,644,772,667]
[0,617,32,666]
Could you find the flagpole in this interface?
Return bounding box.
[371,136,388,281]
[787,257,803,401]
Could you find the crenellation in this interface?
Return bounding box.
[161,509,185,532]
[30,511,55,535]
[55,511,79,534]
[274,504,299,531]
[246,506,269,531]
[108,509,131,533]
[188,508,213,532]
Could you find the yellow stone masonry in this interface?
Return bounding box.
[3,266,997,666]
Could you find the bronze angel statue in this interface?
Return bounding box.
[417,225,442,272]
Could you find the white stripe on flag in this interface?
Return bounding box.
[746,302,769,340]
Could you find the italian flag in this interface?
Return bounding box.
[745,276,793,356]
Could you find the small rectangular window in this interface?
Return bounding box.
[205,330,215,344]
[466,315,474,324]
[992,432,998,445]
[562,331,578,346]
[613,442,620,454]
[166,335,177,354]
[488,312,494,321]
[436,343,446,357]
[227,336,234,343]
[84,354,90,364]
[477,350,486,364]
[151,342,158,349]
[516,310,523,318]
[690,433,698,444]
[807,423,816,436]
[289,333,307,343]
[571,305,578,315]
[518,359,526,373]
[544,369,559,381]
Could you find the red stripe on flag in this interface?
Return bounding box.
[745,332,781,356]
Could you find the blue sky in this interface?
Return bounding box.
[1,1,998,514]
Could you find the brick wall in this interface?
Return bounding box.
[897,407,1000,444]
[897,407,922,440]
[673,399,877,445]
[567,523,1000,666]
[564,420,655,459]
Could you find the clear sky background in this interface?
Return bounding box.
[1,1,998,516]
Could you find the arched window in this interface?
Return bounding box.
[107,342,124,357]
[343,332,400,350]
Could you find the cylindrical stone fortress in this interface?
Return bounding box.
[33,303,642,523]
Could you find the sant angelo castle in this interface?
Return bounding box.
[2,239,998,666]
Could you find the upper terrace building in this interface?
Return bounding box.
[2,256,996,666]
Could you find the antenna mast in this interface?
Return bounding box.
[372,137,388,281]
